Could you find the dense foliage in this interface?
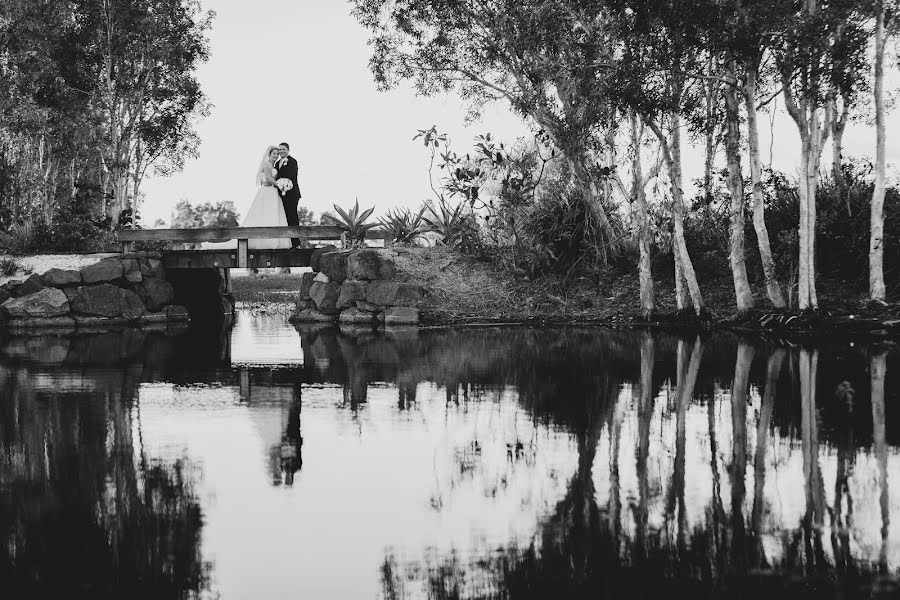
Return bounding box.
[354,0,897,313]
[0,0,212,254]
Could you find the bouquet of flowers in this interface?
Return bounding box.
[276,178,293,195]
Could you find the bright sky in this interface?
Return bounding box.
[139,0,900,227]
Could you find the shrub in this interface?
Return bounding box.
[378,207,427,245]
[322,198,379,247]
[423,198,483,255]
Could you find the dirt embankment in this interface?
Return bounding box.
[232,246,900,336]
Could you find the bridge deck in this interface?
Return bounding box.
[119,226,389,269]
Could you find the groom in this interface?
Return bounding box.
[275,142,302,248]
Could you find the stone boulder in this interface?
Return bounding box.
[338,308,377,324]
[121,258,142,283]
[41,268,82,287]
[382,307,419,325]
[80,258,124,284]
[10,274,44,297]
[70,283,145,319]
[356,300,380,313]
[347,249,396,281]
[366,281,424,307]
[132,278,175,311]
[318,250,352,283]
[310,244,338,272]
[298,272,317,300]
[337,280,367,309]
[309,281,341,313]
[1,288,70,318]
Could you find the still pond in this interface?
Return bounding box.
[1,310,898,598]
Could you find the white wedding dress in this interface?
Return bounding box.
[204,166,292,250]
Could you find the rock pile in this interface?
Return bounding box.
[0,252,189,331]
[291,247,423,325]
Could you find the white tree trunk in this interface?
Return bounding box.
[723,81,754,313]
[669,113,705,315]
[744,70,786,309]
[630,112,654,318]
[870,5,887,302]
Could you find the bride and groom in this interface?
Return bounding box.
[208,142,302,249]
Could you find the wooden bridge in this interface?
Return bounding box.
[118,226,390,269]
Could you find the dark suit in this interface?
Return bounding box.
[275,156,301,247]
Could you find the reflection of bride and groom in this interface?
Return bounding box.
[206,142,303,250]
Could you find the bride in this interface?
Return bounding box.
[204,146,292,250]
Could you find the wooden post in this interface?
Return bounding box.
[237,239,248,269]
[121,241,134,254]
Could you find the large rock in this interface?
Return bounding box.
[366,282,424,306]
[338,308,377,324]
[382,307,419,325]
[122,258,142,283]
[318,251,352,283]
[309,281,341,313]
[70,284,145,319]
[80,258,124,284]
[310,244,338,272]
[132,278,175,312]
[10,274,44,297]
[347,249,396,281]
[1,288,70,318]
[298,272,317,300]
[41,268,82,287]
[337,280,367,309]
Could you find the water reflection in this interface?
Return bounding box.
[0,316,898,598]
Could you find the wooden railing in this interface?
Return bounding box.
[118,226,391,269]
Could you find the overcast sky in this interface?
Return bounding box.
[139,0,900,226]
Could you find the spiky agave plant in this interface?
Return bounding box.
[377,207,427,245]
[423,198,482,254]
[322,198,379,247]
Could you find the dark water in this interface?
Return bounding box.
[1,311,899,599]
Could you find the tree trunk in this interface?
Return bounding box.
[797,137,814,310]
[645,115,706,316]
[567,152,618,261]
[723,78,754,313]
[703,66,718,203]
[744,68,786,308]
[630,112,654,319]
[870,5,887,302]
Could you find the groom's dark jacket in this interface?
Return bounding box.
[275,156,301,201]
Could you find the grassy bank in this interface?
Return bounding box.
[230,248,900,335]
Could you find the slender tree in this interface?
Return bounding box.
[351,0,623,258]
[774,0,867,310]
[870,2,889,302]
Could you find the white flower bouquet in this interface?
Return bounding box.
[276,178,293,195]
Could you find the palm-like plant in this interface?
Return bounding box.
[378,207,427,245]
[0,221,35,255]
[423,198,482,254]
[322,198,378,247]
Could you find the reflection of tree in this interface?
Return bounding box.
[359,331,900,598]
[0,362,209,598]
[871,349,890,573]
[752,349,785,569]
